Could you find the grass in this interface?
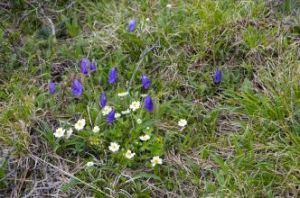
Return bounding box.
[0,0,300,197]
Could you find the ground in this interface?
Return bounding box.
[0,0,300,197]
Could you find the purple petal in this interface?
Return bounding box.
[107,110,115,124]
[99,92,107,108]
[127,18,136,32]
[72,79,83,97]
[108,67,118,84]
[80,58,90,75]
[48,82,56,94]
[141,74,151,89]
[90,62,97,72]
[144,95,154,112]
[214,69,222,85]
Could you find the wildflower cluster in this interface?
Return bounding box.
[49,56,163,168]
[47,18,196,169]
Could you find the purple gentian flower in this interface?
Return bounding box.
[107,110,115,124]
[144,95,154,112]
[127,18,136,32]
[214,69,222,85]
[99,92,107,108]
[90,62,97,72]
[80,58,90,75]
[48,81,56,94]
[141,74,151,89]
[108,67,118,84]
[72,79,83,97]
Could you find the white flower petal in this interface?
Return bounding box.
[121,109,131,115]
[102,106,112,116]
[92,126,100,133]
[115,113,121,119]
[66,128,73,139]
[151,156,163,167]
[136,118,142,124]
[125,150,135,159]
[178,119,187,127]
[129,101,141,112]
[86,161,94,167]
[139,134,150,141]
[75,119,86,131]
[117,92,129,97]
[108,142,120,152]
[54,127,65,138]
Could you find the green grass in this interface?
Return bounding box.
[0,0,300,197]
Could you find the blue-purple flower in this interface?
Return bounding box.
[214,69,222,85]
[144,95,154,112]
[80,58,90,75]
[107,110,115,124]
[99,92,107,108]
[48,81,56,94]
[141,74,151,89]
[72,79,83,97]
[127,18,136,32]
[108,67,118,84]
[90,62,97,72]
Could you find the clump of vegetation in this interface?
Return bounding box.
[48,56,167,169]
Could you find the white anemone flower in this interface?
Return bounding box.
[125,150,135,159]
[102,106,112,116]
[139,134,150,141]
[74,119,86,131]
[108,142,120,153]
[178,119,187,127]
[92,126,100,133]
[54,127,65,138]
[151,156,163,167]
[129,101,141,111]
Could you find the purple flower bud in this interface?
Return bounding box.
[214,69,222,85]
[108,67,118,84]
[127,18,136,32]
[80,58,90,75]
[72,79,83,97]
[90,62,97,72]
[107,110,115,124]
[48,81,56,94]
[99,92,107,108]
[141,74,151,89]
[144,95,154,112]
